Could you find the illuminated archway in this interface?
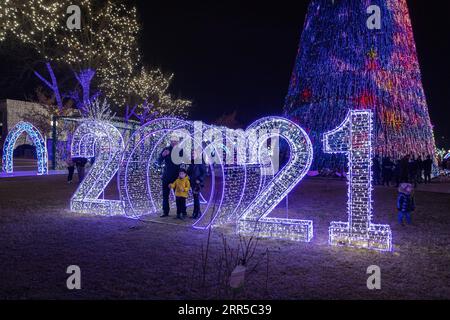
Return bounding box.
[2,121,48,175]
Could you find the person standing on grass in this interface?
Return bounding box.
[169,169,191,220]
[400,155,410,183]
[423,155,433,184]
[416,156,424,184]
[73,157,88,183]
[381,156,393,187]
[66,157,75,184]
[397,183,415,226]
[408,156,418,187]
[372,156,381,185]
[158,135,182,217]
[393,159,401,187]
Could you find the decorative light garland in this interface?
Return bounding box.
[2,121,48,175]
[324,110,392,251]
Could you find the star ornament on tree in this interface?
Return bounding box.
[368,48,378,60]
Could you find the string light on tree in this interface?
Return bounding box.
[0,0,191,117]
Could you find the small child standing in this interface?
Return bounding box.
[397,183,415,226]
[169,169,191,220]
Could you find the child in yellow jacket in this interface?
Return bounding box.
[169,169,191,219]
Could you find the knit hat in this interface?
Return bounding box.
[169,133,180,142]
[398,183,413,194]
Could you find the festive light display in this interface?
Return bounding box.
[284,0,436,170]
[117,118,259,231]
[0,0,191,116]
[66,115,392,251]
[238,117,314,242]
[324,110,392,251]
[118,118,197,218]
[129,68,192,119]
[2,121,48,175]
[70,120,125,215]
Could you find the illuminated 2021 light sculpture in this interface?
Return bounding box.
[238,117,314,242]
[2,121,48,175]
[68,115,392,252]
[71,120,125,215]
[324,110,392,251]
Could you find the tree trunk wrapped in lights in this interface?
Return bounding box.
[284,0,436,170]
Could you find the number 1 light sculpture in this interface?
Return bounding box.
[323,110,392,251]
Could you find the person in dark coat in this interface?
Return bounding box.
[408,156,418,187]
[381,157,394,187]
[73,157,88,183]
[372,156,381,185]
[66,157,75,184]
[158,135,182,217]
[393,160,401,187]
[423,155,433,184]
[400,155,410,183]
[188,150,206,219]
[416,156,423,184]
[397,183,415,226]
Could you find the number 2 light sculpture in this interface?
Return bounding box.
[70,121,125,215]
[323,110,392,251]
[238,117,314,242]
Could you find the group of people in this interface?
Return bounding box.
[158,135,206,220]
[372,154,434,227]
[66,157,88,183]
[64,134,206,220]
[372,155,433,188]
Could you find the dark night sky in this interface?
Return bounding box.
[0,1,448,147]
[136,1,450,147]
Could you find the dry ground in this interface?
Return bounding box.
[0,173,449,300]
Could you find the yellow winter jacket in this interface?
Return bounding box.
[169,176,191,198]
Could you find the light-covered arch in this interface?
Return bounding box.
[2,121,48,175]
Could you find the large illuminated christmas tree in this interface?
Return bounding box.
[284,0,436,170]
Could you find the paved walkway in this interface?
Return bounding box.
[0,170,66,178]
